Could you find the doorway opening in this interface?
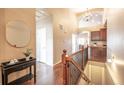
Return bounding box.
[36,9,53,66]
[72,33,78,53]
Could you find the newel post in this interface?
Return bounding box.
[62,49,68,85]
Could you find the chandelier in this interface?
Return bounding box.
[83,8,93,22]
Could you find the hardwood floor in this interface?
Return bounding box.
[23,62,55,85]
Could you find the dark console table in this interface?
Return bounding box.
[1,58,36,85]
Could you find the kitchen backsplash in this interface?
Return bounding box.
[90,41,107,46]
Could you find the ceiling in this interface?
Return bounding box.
[36,8,50,23]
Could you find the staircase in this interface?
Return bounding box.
[54,46,92,85]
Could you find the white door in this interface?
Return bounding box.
[36,9,53,66]
[36,27,46,63]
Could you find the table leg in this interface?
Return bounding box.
[29,66,32,80]
[4,72,8,85]
[1,69,4,85]
[34,63,36,83]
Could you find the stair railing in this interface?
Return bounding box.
[54,46,91,85]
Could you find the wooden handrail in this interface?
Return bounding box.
[54,46,89,85]
[63,46,90,85]
[70,46,85,57]
[54,46,88,66]
[70,49,83,57]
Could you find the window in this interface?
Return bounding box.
[78,12,103,28]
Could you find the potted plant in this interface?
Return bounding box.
[23,48,32,61]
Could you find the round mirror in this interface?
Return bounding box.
[6,20,31,48]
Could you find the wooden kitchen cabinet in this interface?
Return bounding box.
[91,31,100,41]
[100,28,107,41]
[90,47,106,62]
[91,28,107,41]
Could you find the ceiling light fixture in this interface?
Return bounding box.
[83,8,93,22]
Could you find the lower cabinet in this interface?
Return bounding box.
[90,47,106,62]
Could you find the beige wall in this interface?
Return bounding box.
[47,8,78,63]
[0,9,36,83]
[107,9,124,64]
[107,9,124,84]
[0,8,36,62]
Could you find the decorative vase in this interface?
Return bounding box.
[26,56,30,61]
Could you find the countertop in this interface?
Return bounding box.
[89,45,107,48]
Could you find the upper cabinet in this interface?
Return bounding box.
[100,28,107,41]
[91,31,100,41]
[91,28,107,41]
